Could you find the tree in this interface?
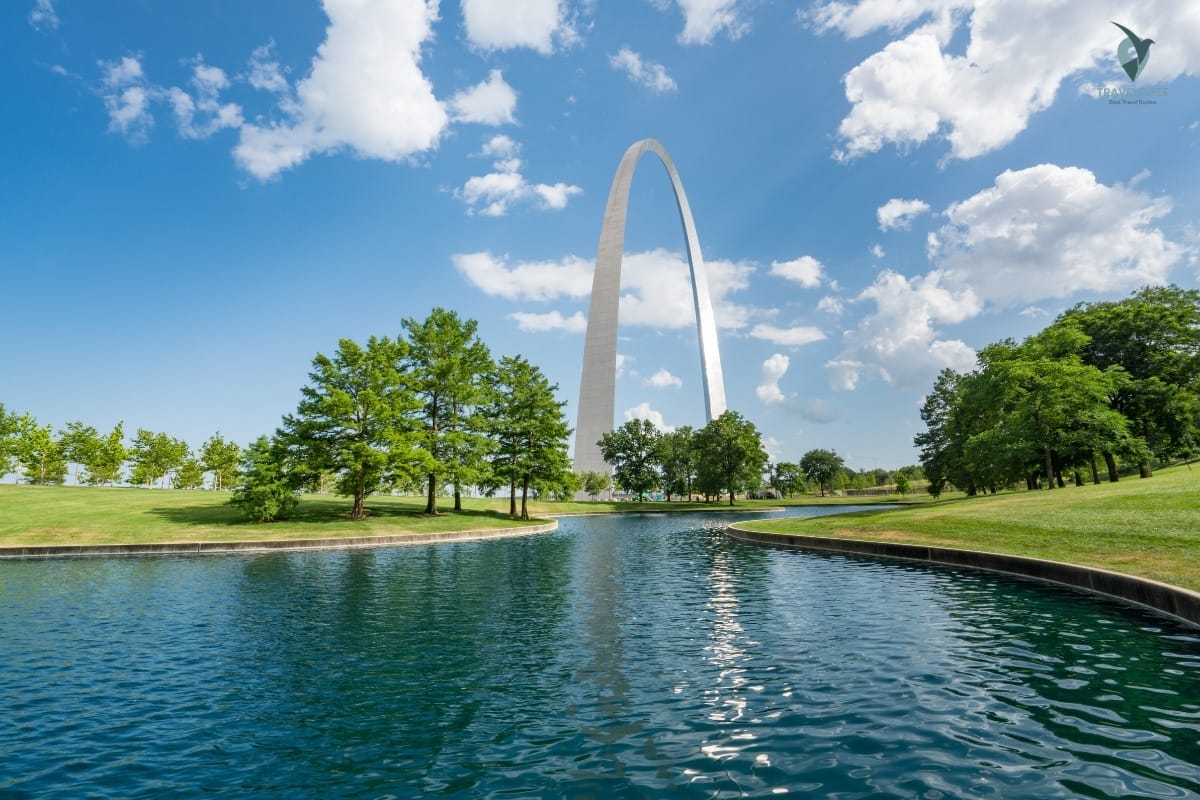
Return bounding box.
[200,433,241,491]
[484,355,573,520]
[87,423,128,486]
[403,308,494,515]
[279,336,425,520]
[173,457,205,490]
[800,448,845,496]
[658,426,697,501]
[598,418,662,502]
[230,436,298,522]
[0,404,18,478]
[59,421,100,484]
[17,417,67,485]
[580,470,612,501]
[693,411,768,506]
[894,472,910,495]
[770,461,805,497]
[129,429,188,488]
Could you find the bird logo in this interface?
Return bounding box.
[1112,22,1154,82]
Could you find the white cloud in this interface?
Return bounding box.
[870,243,885,258]
[1019,306,1049,318]
[659,0,750,44]
[750,324,826,347]
[769,256,824,287]
[826,269,979,390]
[448,69,518,125]
[618,249,760,330]
[816,2,1200,161]
[461,0,569,53]
[246,41,290,94]
[509,310,587,333]
[645,368,683,389]
[100,55,157,143]
[170,61,243,140]
[458,136,581,215]
[933,164,1185,306]
[817,296,844,315]
[616,353,632,378]
[234,0,447,180]
[452,252,593,301]
[756,354,790,405]
[29,0,58,30]
[609,48,678,93]
[623,402,674,432]
[877,198,930,231]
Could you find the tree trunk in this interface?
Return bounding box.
[509,481,517,517]
[728,485,735,506]
[454,485,463,511]
[352,488,365,520]
[1026,474,1037,491]
[1073,470,1083,487]
[1102,451,1119,482]
[520,475,529,520]
[1089,453,1100,485]
[1043,448,1056,490]
[425,472,438,515]
[1139,461,1153,479]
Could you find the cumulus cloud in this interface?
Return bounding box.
[657,0,750,44]
[452,251,592,301]
[877,198,930,231]
[170,61,243,140]
[933,164,1184,306]
[750,324,826,347]
[870,244,885,258]
[457,136,581,215]
[246,41,290,94]
[756,354,790,405]
[461,0,570,53]
[618,249,760,331]
[817,296,844,315]
[813,1,1200,161]
[645,368,683,389]
[234,0,447,180]
[447,69,518,125]
[29,0,58,30]
[615,353,632,378]
[510,310,587,333]
[624,402,674,432]
[100,55,157,143]
[609,48,678,93]
[769,256,824,287]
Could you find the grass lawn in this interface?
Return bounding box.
[0,485,913,548]
[734,464,1200,592]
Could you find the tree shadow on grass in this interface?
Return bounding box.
[148,495,516,528]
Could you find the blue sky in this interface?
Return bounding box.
[4,0,1199,474]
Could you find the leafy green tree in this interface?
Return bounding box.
[894,472,910,495]
[658,425,697,501]
[580,470,612,500]
[484,355,573,519]
[0,404,18,477]
[87,422,128,486]
[403,308,494,515]
[174,457,205,490]
[129,429,188,488]
[693,411,768,506]
[59,421,100,484]
[770,461,805,497]
[200,433,241,491]
[280,336,425,520]
[17,417,67,485]
[230,436,298,522]
[598,418,662,502]
[799,448,845,496]
[550,470,583,502]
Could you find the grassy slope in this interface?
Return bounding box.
[0,486,907,548]
[736,465,1200,591]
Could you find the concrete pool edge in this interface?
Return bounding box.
[0,521,558,559]
[726,524,1200,628]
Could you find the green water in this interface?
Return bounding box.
[1,510,1197,798]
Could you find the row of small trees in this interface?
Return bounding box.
[0,410,240,491]
[232,308,573,522]
[915,286,1200,496]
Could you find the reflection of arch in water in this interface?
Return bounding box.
[573,139,727,476]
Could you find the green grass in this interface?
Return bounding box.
[0,485,915,548]
[735,464,1200,591]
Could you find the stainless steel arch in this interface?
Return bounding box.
[573,138,727,476]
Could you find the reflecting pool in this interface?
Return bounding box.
[2,509,1198,798]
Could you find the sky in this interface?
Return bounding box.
[3,0,1199,475]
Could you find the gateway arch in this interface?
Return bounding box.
[573,138,727,477]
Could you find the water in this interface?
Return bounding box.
[1,509,1198,798]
